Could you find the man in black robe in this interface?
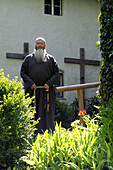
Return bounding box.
[20,37,59,133]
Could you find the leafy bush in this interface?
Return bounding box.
[22,120,99,169]
[22,114,113,169]
[55,99,75,129]
[0,69,36,168]
[99,100,113,142]
[70,97,79,119]
[98,99,113,169]
[85,96,101,118]
[98,0,113,105]
[55,96,101,129]
[70,96,101,119]
[21,100,113,170]
[99,99,113,151]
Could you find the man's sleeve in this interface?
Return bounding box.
[20,57,35,88]
[46,57,59,87]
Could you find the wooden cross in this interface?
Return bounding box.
[64,48,100,84]
[6,42,29,59]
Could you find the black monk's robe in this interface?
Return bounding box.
[20,52,59,133]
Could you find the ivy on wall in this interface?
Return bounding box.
[98,0,113,105]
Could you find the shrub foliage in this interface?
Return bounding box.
[98,0,113,105]
[70,96,101,118]
[22,100,113,169]
[0,69,36,168]
[55,96,101,129]
[55,99,75,129]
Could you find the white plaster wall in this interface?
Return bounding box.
[0,0,100,103]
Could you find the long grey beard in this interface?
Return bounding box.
[34,49,46,63]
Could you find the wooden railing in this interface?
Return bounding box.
[55,82,100,112]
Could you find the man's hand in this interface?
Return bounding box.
[44,84,49,90]
[31,84,37,90]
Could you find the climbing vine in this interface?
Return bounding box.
[98,0,113,105]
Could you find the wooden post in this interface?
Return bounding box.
[77,89,84,111]
[77,89,85,126]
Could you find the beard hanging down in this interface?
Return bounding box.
[34,49,46,63]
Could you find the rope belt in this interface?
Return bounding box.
[34,86,50,112]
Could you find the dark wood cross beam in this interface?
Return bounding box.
[6,42,29,59]
[64,48,100,84]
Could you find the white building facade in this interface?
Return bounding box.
[0,0,100,103]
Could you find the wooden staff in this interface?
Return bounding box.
[34,86,49,112]
[46,89,49,112]
[34,88,36,111]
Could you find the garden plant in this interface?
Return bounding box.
[0,69,37,169]
[22,99,113,169]
[98,0,113,106]
[1,1,113,168]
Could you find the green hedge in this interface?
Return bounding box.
[22,100,113,169]
[0,69,37,169]
[98,0,113,105]
[55,99,75,129]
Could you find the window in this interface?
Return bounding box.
[54,69,64,98]
[45,0,52,15]
[45,0,62,16]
